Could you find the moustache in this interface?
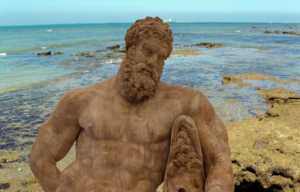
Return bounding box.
[134,63,154,73]
[133,63,159,83]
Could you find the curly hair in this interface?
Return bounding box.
[125,17,173,57]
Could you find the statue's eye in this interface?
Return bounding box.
[144,49,152,55]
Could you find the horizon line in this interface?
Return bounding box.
[1,21,299,27]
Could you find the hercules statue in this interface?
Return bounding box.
[29,17,234,192]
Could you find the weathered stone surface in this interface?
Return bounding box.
[222,74,252,87]
[222,73,300,87]
[53,52,63,55]
[106,45,120,50]
[227,100,300,191]
[113,47,126,53]
[193,42,212,47]
[192,42,222,48]
[274,30,281,34]
[282,31,300,35]
[170,49,203,56]
[76,52,85,56]
[102,53,124,59]
[257,87,300,104]
[37,51,51,56]
[206,43,222,48]
[0,153,20,163]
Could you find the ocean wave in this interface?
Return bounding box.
[103,58,122,64]
[235,30,241,33]
[41,47,47,49]
[46,30,52,32]
[0,53,7,56]
[173,44,189,47]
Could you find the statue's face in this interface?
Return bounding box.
[120,37,169,102]
[133,36,169,82]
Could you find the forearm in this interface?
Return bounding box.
[30,158,61,192]
[204,160,234,192]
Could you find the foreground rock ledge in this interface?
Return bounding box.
[227,100,300,191]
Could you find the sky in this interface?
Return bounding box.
[1,0,300,26]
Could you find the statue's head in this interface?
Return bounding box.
[119,17,173,102]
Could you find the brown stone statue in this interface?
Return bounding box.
[29,17,234,192]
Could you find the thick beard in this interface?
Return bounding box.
[121,47,159,102]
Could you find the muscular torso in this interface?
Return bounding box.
[57,77,199,192]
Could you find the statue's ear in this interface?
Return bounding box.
[163,115,205,192]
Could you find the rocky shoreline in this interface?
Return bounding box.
[1,47,299,191]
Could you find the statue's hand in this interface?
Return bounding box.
[206,184,228,192]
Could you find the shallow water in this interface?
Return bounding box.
[0,22,300,152]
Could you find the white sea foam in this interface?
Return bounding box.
[103,59,122,64]
[46,30,52,32]
[41,47,47,49]
[0,53,7,56]
[235,30,241,33]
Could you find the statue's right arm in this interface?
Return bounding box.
[29,89,82,192]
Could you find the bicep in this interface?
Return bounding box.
[31,90,82,163]
[190,92,231,174]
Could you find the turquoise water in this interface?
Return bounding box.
[0,22,300,150]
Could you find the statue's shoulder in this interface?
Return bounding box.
[158,81,201,97]
[58,78,111,109]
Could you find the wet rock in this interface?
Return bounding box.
[193,42,212,47]
[76,52,85,56]
[274,30,281,34]
[257,87,300,104]
[93,50,105,53]
[170,49,203,56]
[85,54,95,58]
[193,42,222,48]
[255,87,262,90]
[0,153,20,163]
[222,73,300,86]
[264,31,273,34]
[206,43,222,48]
[113,47,126,53]
[102,53,124,59]
[37,51,51,55]
[222,74,252,87]
[53,52,63,55]
[106,45,120,50]
[282,31,300,35]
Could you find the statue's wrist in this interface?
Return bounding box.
[206,184,227,192]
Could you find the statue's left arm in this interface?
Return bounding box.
[190,91,234,192]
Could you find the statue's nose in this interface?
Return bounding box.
[147,55,157,67]
[178,188,186,192]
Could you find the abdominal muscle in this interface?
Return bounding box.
[57,135,168,192]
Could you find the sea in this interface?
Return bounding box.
[0,22,300,152]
